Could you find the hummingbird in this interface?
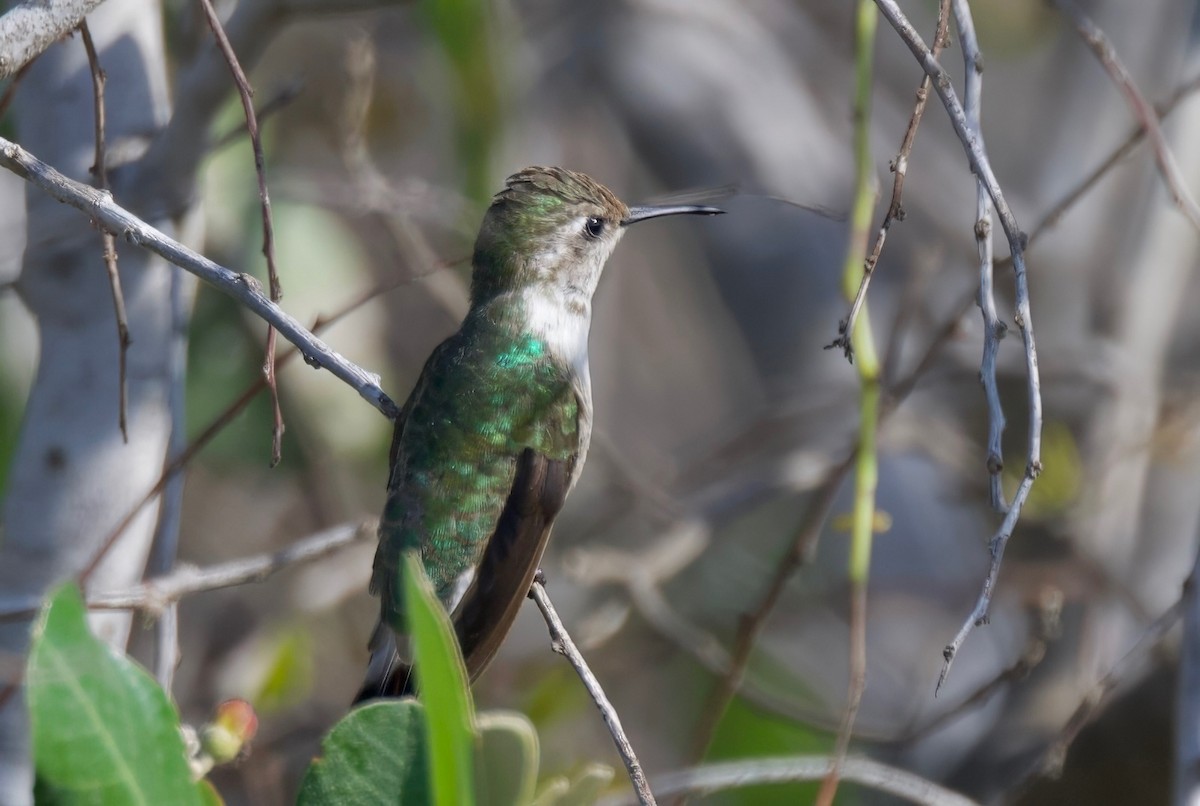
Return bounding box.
[356,166,722,700]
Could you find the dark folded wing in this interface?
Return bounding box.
[453,446,573,681]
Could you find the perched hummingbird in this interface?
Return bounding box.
[356,166,722,700]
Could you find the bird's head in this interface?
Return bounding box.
[470,166,721,310]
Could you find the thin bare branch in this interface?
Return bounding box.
[80,19,131,444]
[530,577,657,806]
[1028,73,1200,247]
[211,79,304,151]
[89,521,375,614]
[937,474,1036,693]
[871,0,1044,692]
[952,0,1005,514]
[197,0,286,465]
[0,136,400,420]
[828,0,952,362]
[1051,0,1200,233]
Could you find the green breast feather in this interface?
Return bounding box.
[373,319,579,631]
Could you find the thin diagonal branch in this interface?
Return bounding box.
[1051,0,1200,233]
[80,20,131,444]
[197,0,286,466]
[1028,73,1200,246]
[530,577,657,806]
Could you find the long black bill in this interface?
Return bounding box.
[621,204,725,226]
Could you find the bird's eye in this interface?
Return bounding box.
[583,216,605,239]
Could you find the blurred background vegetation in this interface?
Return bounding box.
[4,0,1200,803]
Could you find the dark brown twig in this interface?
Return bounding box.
[827,0,953,362]
[80,20,131,442]
[1051,0,1200,233]
[211,79,304,152]
[197,0,286,466]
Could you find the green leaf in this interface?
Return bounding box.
[298,700,431,806]
[28,583,202,806]
[476,711,539,806]
[403,551,477,806]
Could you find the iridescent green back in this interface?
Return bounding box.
[372,299,579,630]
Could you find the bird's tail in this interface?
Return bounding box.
[353,620,416,704]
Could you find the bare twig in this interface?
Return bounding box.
[211,79,304,151]
[1051,0,1200,233]
[0,0,107,78]
[80,20,131,443]
[89,521,375,613]
[198,0,286,466]
[951,0,1007,514]
[1028,73,1200,247]
[529,577,657,806]
[871,0,1044,692]
[0,136,400,420]
[608,756,980,806]
[828,0,952,362]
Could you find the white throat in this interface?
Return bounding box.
[520,287,592,378]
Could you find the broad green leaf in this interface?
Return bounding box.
[476,711,539,806]
[404,551,476,806]
[28,583,201,806]
[298,700,430,806]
